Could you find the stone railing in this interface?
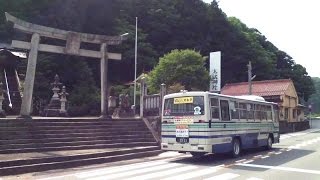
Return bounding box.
[140,77,166,117]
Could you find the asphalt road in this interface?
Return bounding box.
[3,120,320,180]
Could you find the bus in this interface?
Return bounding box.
[161,91,280,158]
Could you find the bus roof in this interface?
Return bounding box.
[163,91,277,105]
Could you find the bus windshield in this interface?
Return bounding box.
[163,96,205,116]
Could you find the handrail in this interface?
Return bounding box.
[14,69,23,97]
[3,69,12,108]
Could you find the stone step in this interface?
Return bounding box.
[0,134,155,145]
[0,142,159,154]
[0,127,150,135]
[0,137,156,150]
[0,119,142,123]
[0,124,149,131]
[0,130,152,140]
[0,146,160,168]
[0,149,163,176]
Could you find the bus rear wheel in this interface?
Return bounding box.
[231,138,241,158]
[265,135,273,150]
[191,152,205,158]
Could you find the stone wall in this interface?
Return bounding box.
[279,121,310,134]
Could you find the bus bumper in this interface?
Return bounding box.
[161,143,212,153]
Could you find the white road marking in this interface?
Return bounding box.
[161,165,225,180]
[243,160,254,164]
[286,149,292,151]
[247,177,264,180]
[236,159,247,163]
[254,155,263,158]
[261,155,270,159]
[286,137,320,150]
[124,165,198,180]
[274,152,282,155]
[237,163,320,175]
[158,151,187,158]
[87,163,182,180]
[75,160,169,178]
[75,156,183,178]
[279,129,320,140]
[204,173,240,180]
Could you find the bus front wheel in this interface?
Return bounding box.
[231,138,241,158]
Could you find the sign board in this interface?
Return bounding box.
[209,51,221,92]
[173,97,193,104]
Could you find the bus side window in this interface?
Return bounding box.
[247,103,254,121]
[211,98,220,120]
[230,101,239,120]
[220,100,230,121]
[239,102,247,120]
[267,105,273,121]
[273,105,279,122]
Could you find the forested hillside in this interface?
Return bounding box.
[309,77,320,114]
[0,0,315,114]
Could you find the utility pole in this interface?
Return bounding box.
[133,17,138,115]
[247,61,256,95]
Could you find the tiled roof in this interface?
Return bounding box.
[221,79,293,97]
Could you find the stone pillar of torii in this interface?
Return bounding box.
[5,12,127,119]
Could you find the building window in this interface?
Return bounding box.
[285,108,289,120]
[293,109,297,119]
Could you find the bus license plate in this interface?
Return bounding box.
[176,137,189,143]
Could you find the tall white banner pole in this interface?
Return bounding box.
[209,51,221,93]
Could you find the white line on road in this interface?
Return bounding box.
[254,155,263,158]
[274,152,282,155]
[236,159,247,163]
[75,160,168,178]
[87,163,182,180]
[236,163,320,175]
[124,165,198,180]
[243,160,254,164]
[161,165,225,180]
[204,173,240,180]
[246,177,264,180]
[261,156,270,159]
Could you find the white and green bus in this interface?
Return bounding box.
[161,91,280,157]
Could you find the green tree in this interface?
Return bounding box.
[148,49,209,93]
[309,77,320,114]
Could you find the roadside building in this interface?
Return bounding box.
[221,79,305,122]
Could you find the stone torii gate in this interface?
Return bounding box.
[5,12,126,118]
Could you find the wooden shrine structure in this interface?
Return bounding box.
[5,12,127,118]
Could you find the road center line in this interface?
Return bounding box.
[236,159,247,163]
[242,160,254,164]
[236,163,320,175]
[254,155,262,158]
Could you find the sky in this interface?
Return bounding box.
[203,0,320,77]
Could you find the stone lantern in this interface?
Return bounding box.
[59,86,69,116]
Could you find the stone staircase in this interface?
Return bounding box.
[0,118,162,176]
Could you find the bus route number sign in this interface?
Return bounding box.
[174,97,193,104]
